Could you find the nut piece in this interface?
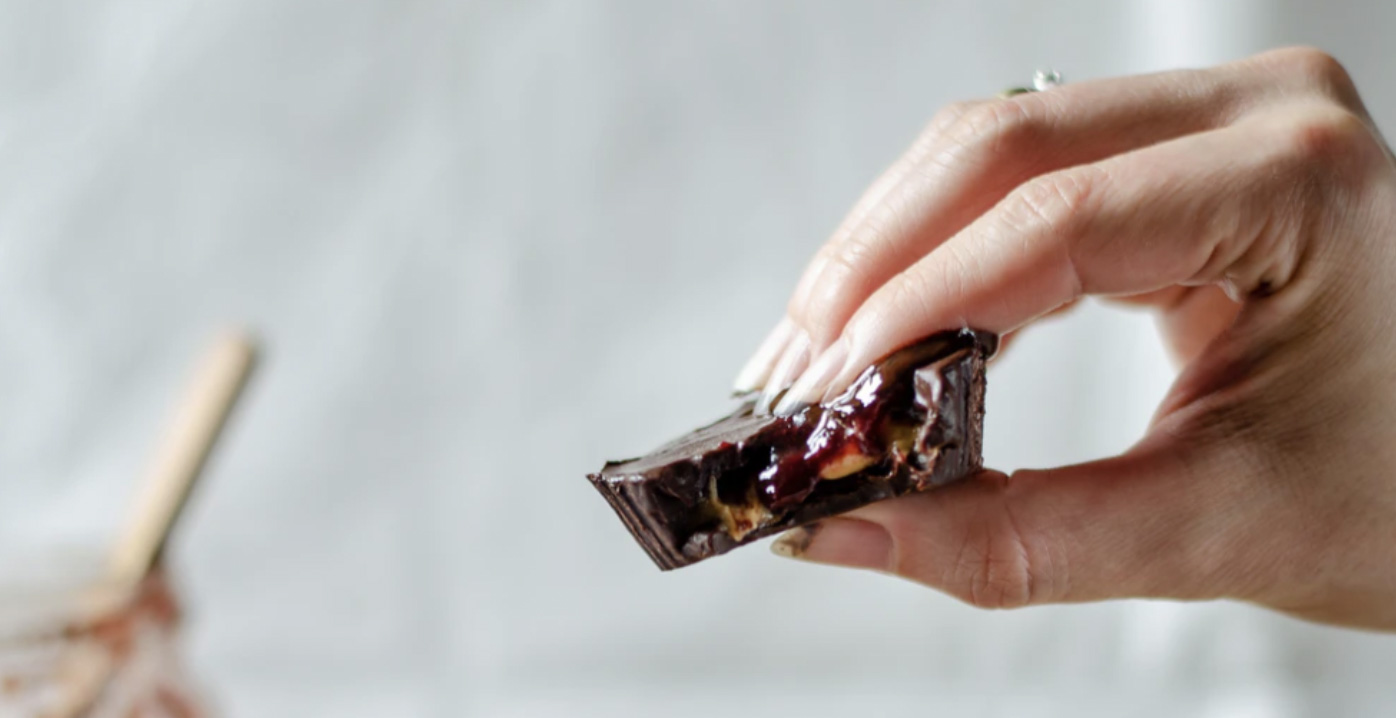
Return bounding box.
[819,448,876,480]
[708,476,772,541]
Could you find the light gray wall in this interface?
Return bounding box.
[1,1,1393,716]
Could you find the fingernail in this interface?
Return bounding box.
[770,523,822,559]
[773,338,849,416]
[757,330,811,414]
[817,357,867,406]
[780,517,892,570]
[733,318,796,393]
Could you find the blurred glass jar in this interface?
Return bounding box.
[0,556,207,718]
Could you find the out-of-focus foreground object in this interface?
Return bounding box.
[0,331,258,717]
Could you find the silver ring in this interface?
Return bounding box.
[1000,68,1063,97]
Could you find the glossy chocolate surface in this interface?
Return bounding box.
[588,328,996,570]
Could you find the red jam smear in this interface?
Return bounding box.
[754,364,895,510]
[737,328,994,514]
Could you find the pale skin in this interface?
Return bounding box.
[736,47,1396,630]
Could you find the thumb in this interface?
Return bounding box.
[772,440,1266,608]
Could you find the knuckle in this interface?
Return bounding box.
[1269,46,1352,88]
[1240,107,1379,291]
[796,210,903,335]
[945,96,1046,159]
[876,478,1055,610]
[1271,105,1378,178]
[1003,166,1103,238]
[942,519,1036,610]
[1255,46,1361,107]
[926,100,981,137]
[824,237,876,283]
[801,244,869,325]
[914,485,1042,610]
[963,555,1035,609]
[880,266,943,327]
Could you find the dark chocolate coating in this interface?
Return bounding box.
[588,328,996,570]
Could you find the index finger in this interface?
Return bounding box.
[775,104,1377,411]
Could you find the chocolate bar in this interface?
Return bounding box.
[588,328,996,570]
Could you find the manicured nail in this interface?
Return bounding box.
[817,358,867,407]
[770,523,822,559]
[773,338,848,416]
[733,318,796,393]
[757,330,811,414]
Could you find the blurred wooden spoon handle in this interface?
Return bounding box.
[107,330,259,587]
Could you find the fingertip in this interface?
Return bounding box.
[772,517,893,571]
[770,523,818,559]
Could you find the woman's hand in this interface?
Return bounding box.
[740,47,1396,630]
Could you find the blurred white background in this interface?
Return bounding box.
[1,1,1394,716]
